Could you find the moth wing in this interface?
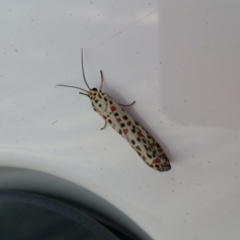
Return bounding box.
[98,94,171,172]
[133,122,171,172]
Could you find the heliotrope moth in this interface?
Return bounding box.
[56,50,171,172]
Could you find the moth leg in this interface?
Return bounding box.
[100,121,107,130]
[100,70,103,91]
[118,101,135,107]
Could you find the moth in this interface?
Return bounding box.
[56,50,171,172]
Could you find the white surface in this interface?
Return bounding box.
[1,1,240,239]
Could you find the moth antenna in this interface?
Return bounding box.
[81,48,91,90]
[79,92,88,96]
[100,70,103,92]
[56,84,88,93]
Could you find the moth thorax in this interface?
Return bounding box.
[93,96,107,112]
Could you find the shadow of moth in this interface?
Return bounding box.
[56,49,171,172]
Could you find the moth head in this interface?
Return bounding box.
[88,88,99,100]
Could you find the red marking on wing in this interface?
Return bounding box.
[148,143,154,149]
[137,131,143,137]
[103,115,107,119]
[127,121,132,126]
[123,129,128,134]
[117,118,122,122]
[153,158,161,164]
[110,106,116,112]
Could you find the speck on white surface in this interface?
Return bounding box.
[0,1,240,239]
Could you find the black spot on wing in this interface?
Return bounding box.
[131,125,136,133]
